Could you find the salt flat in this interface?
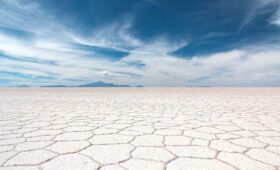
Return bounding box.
[0,88,280,170]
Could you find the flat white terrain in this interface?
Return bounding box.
[0,88,280,170]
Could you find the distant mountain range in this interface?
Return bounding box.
[41,85,67,87]
[77,81,130,87]
[40,81,143,88]
[15,85,30,87]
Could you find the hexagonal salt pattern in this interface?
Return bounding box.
[0,88,280,170]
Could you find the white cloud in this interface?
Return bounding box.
[115,37,280,86]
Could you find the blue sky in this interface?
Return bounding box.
[0,0,280,87]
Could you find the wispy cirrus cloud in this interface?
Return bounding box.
[239,0,280,30]
[271,7,280,26]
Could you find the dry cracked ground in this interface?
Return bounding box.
[0,88,280,170]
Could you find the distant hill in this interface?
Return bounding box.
[77,81,131,87]
[16,85,30,87]
[41,85,67,87]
